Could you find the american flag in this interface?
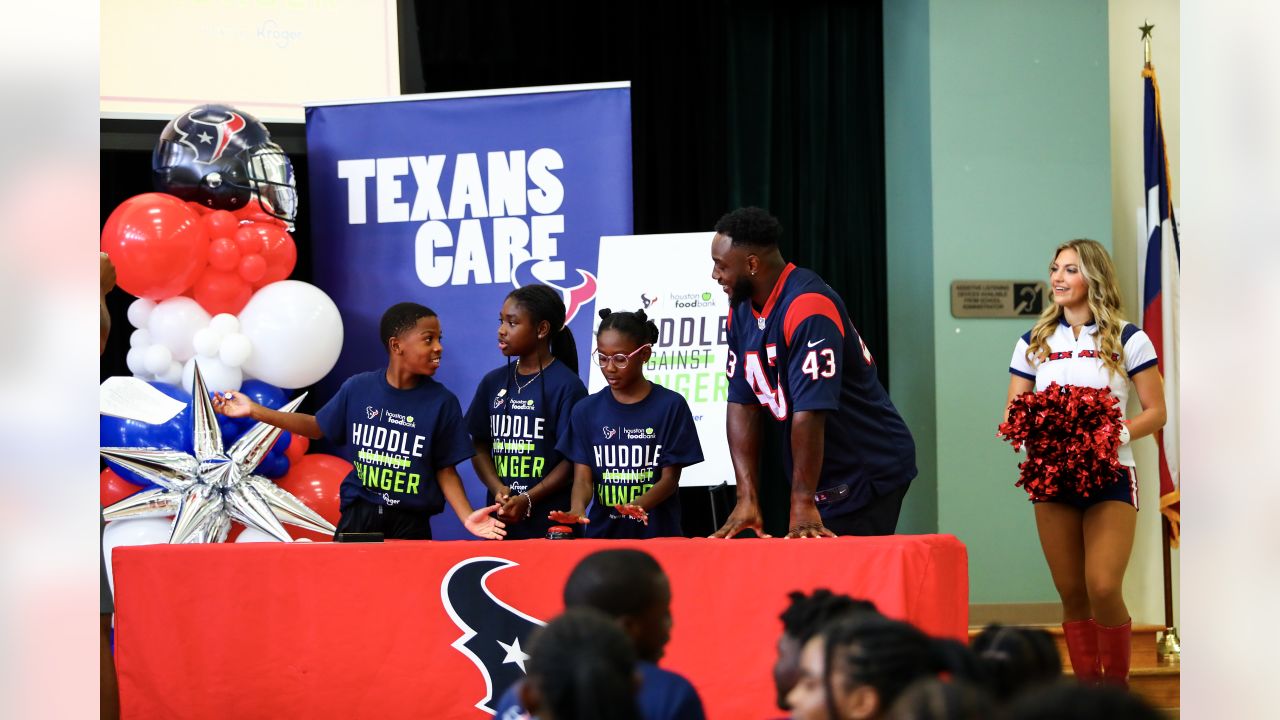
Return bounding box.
[1139,62,1180,545]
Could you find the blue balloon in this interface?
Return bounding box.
[237,379,288,410]
[100,382,193,487]
[257,451,289,479]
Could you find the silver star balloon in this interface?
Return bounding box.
[101,362,336,543]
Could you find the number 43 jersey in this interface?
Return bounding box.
[726,264,917,518]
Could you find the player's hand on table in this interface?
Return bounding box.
[709,501,772,538]
[614,503,648,525]
[465,503,507,540]
[785,504,836,539]
[212,391,254,418]
[547,510,589,525]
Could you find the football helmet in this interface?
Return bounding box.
[153,104,297,225]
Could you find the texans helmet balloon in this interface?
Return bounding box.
[152,104,298,225]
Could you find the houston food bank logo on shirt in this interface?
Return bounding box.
[621,426,655,440]
[336,148,598,323]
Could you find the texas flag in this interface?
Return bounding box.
[1139,63,1180,545]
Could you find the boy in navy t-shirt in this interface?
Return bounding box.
[552,308,702,539]
[213,303,505,540]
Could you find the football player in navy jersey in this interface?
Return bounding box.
[1005,239,1166,689]
[708,207,917,539]
[551,309,703,538]
[466,285,588,539]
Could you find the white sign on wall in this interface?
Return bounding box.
[592,232,733,487]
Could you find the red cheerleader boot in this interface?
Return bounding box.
[1096,619,1132,689]
[1061,619,1102,684]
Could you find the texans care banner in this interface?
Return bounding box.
[593,232,732,486]
[305,84,633,536]
[113,536,969,719]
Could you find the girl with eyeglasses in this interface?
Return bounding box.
[550,308,704,538]
[464,285,588,539]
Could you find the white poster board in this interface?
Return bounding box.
[593,232,733,487]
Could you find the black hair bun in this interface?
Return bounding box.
[598,308,612,319]
[635,309,648,322]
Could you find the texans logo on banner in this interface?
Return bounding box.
[173,107,247,164]
[512,259,598,325]
[442,557,546,714]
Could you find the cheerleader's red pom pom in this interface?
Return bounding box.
[997,382,1124,500]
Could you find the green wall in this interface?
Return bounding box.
[885,0,1112,603]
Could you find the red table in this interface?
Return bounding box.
[114,535,967,719]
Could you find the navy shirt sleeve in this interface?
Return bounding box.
[725,307,755,405]
[553,374,588,464]
[313,375,354,443]
[464,372,493,443]
[556,400,592,466]
[656,392,704,468]
[433,391,477,470]
[784,309,845,413]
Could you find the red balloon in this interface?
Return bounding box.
[234,222,296,287]
[238,253,267,283]
[192,267,254,315]
[101,193,209,300]
[284,434,310,465]
[233,225,264,255]
[274,453,348,541]
[204,210,239,240]
[208,236,242,272]
[101,468,144,508]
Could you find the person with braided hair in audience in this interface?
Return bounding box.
[551,308,703,538]
[773,589,880,714]
[787,614,980,720]
[969,623,1062,702]
[517,608,643,720]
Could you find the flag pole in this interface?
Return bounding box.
[1141,19,1180,660]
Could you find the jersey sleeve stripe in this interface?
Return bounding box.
[782,293,846,347]
[1121,322,1140,344]
[1009,367,1036,381]
[1128,357,1159,378]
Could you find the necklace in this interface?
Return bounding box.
[514,362,547,394]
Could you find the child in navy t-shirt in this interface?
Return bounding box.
[552,308,703,539]
[213,303,505,541]
[466,285,587,540]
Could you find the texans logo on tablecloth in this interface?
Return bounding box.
[512,259,598,325]
[172,107,248,165]
[441,557,546,714]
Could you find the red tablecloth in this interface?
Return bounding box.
[114,535,967,719]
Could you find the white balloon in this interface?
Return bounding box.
[158,361,185,386]
[208,313,240,335]
[219,333,253,367]
[192,327,224,358]
[129,328,152,349]
[182,357,243,395]
[102,517,174,594]
[125,347,149,376]
[143,344,173,375]
[234,527,286,543]
[148,297,212,363]
[238,281,345,389]
[127,298,156,329]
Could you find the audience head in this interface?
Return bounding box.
[970,623,1062,701]
[775,589,880,710]
[788,614,979,720]
[519,608,641,720]
[563,549,672,663]
[1005,681,1163,720]
[883,678,998,720]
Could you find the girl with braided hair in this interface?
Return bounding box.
[551,308,703,538]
